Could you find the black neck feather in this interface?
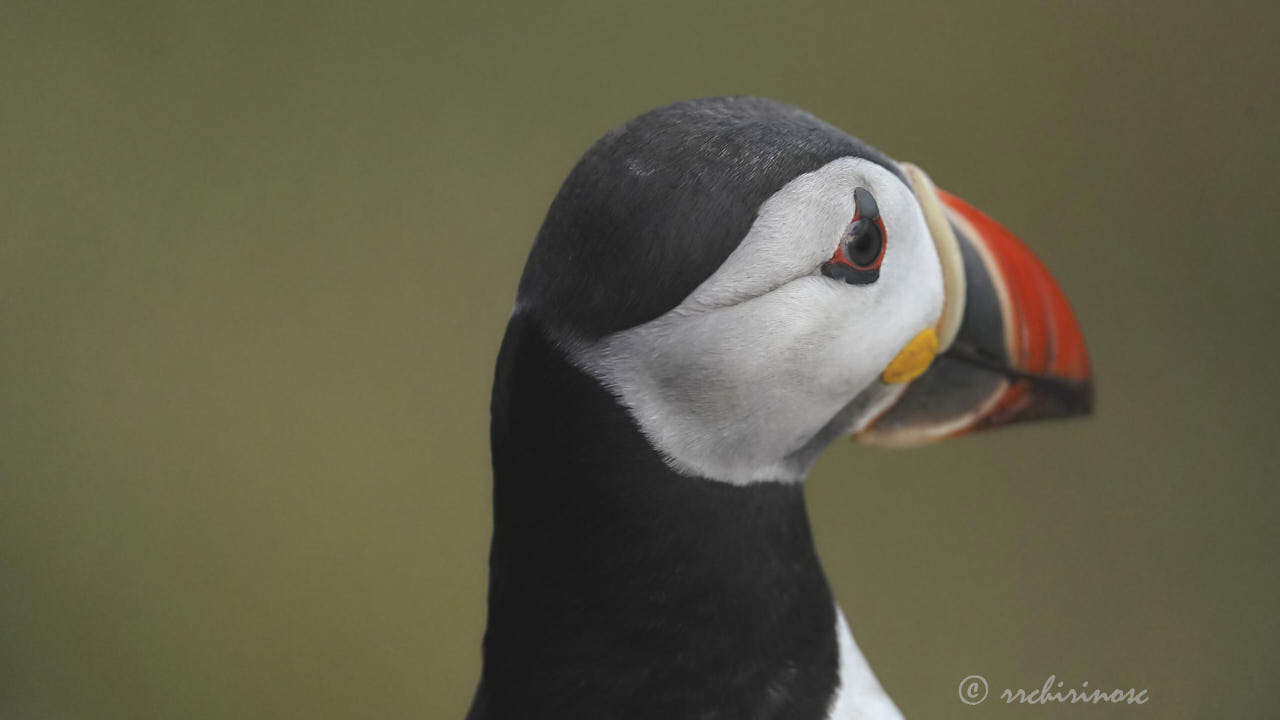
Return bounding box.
[469,315,838,720]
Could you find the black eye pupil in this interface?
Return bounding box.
[821,187,885,285]
[844,219,882,268]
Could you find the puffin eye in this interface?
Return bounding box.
[822,187,886,285]
[844,219,883,266]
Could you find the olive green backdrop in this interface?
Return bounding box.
[2,1,1276,718]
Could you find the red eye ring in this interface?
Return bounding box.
[822,187,886,285]
[830,215,887,270]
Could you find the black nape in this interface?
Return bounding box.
[470,314,840,720]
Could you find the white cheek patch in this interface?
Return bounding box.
[589,280,890,482]
[573,157,945,485]
[680,170,855,312]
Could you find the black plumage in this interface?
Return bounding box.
[517,96,903,340]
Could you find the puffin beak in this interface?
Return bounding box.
[856,165,1092,446]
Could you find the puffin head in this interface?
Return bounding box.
[515,96,1091,485]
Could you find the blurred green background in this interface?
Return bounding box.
[2,1,1277,718]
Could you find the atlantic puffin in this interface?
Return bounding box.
[468,96,1092,720]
